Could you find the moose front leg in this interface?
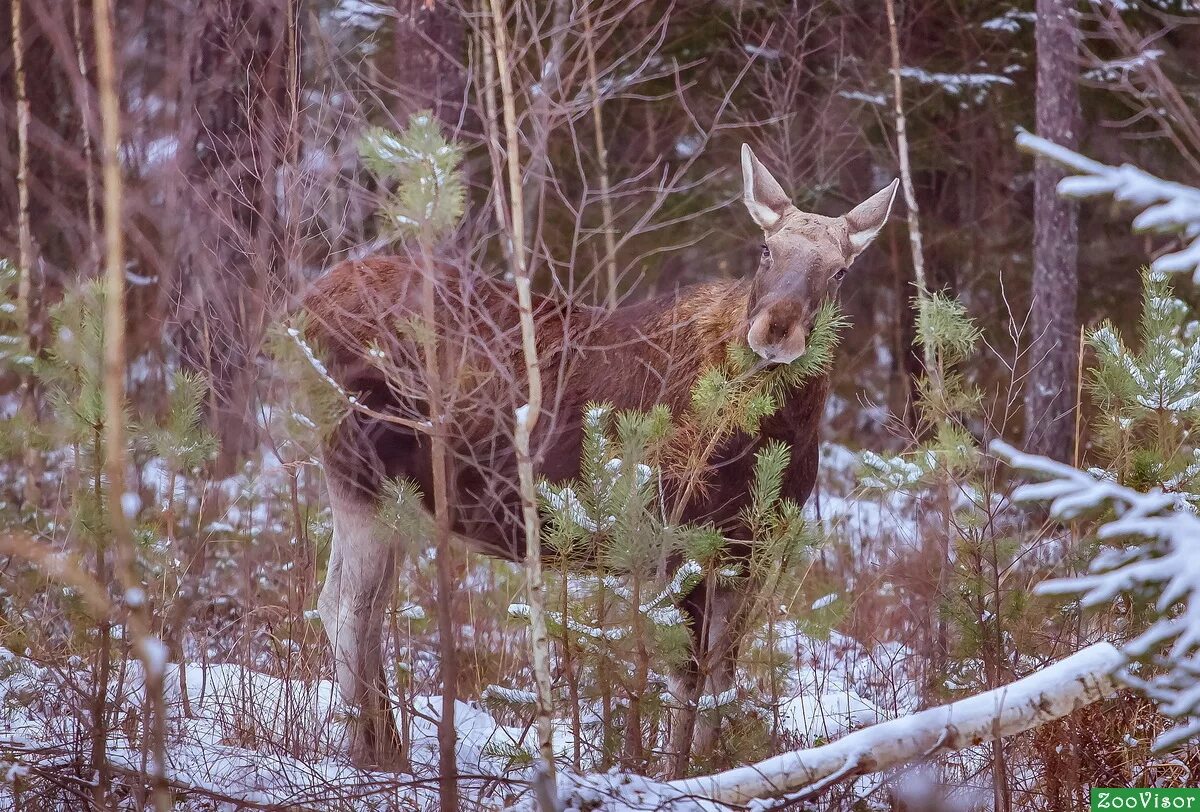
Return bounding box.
[669,573,757,777]
[319,484,407,770]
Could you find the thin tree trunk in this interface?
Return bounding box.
[884,0,930,370]
[489,0,557,783]
[1025,0,1081,462]
[93,3,169,808]
[89,432,112,811]
[418,238,460,808]
[73,0,99,259]
[583,2,619,307]
[885,0,952,712]
[521,0,568,270]
[11,0,40,510]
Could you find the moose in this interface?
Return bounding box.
[302,145,897,769]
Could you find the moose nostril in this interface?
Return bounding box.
[767,317,789,343]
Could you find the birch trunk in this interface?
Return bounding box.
[885,0,951,712]
[561,642,1121,809]
[488,0,557,780]
[11,0,40,510]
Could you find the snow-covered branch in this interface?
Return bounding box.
[556,642,1120,809]
[993,439,1200,749]
[1015,131,1200,281]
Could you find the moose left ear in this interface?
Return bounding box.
[844,179,899,258]
[741,144,792,232]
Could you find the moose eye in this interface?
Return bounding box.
[833,268,847,281]
[760,244,770,260]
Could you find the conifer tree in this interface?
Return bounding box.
[1087,270,1200,498]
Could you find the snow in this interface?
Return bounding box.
[759,623,908,744]
[1090,319,1200,413]
[1084,50,1164,83]
[139,637,169,678]
[859,449,925,490]
[742,43,781,60]
[509,602,627,642]
[482,684,539,707]
[0,653,545,809]
[898,67,1014,102]
[810,593,838,610]
[328,0,391,30]
[995,439,1200,749]
[1017,131,1200,282]
[604,457,653,488]
[121,491,142,519]
[837,90,888,107]
[288,327,353,403]
[981,9,1035,32]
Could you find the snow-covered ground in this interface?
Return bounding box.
[0,439,981,810]
[0,627,912,809]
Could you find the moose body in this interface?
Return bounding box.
[303,146,897,768]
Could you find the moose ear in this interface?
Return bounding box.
[844,179,899,257]
[741,144,791,231]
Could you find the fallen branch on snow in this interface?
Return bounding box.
[559,642,1122,809]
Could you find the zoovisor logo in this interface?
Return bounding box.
[1092,790,1200,810]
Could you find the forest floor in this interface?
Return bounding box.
[2,437,1035,810]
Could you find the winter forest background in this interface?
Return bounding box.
[2,0,1200,809]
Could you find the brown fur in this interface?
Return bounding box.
[305,153,896,770]
[302,257,827,560]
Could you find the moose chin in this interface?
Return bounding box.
[302,144,898,770]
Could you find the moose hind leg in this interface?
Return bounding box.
[320,483,406,770]
[670,575,754,776]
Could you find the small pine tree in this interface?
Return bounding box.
[359,113,466,238]
[857,291,1038,708]
[1088,270,1200,497]
[0,259,41,503]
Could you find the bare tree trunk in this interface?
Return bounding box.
[93,3,169,807]
[884,0,929,367]
[95,0,131,671]
[1025,0,1080,462]
[521,0,568,272]
[489,0,557,783]
[391,0,467,128]
[11,0,41,510]
[885,0,952,713]
[417,237,460,810]
[583,2,619,307]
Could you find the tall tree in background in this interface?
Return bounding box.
[1025,0,1081,461]
[175,0,290,473]
[391,0,466,129]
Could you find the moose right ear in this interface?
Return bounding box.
[741,144,791,231]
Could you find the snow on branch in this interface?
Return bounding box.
[555,642,1120,809]
[1016,131,1200,281]
[993,439,1200,749]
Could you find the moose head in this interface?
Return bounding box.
[741,144,899,364]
